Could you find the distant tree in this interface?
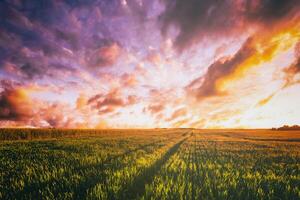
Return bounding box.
[272,125,300,130]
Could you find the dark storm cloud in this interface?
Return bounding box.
[160,0,300,51]
[187,38,255,98]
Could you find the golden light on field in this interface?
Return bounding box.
[2,1,300,199]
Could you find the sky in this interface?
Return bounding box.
[0,0,300,129]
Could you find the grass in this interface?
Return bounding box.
[0,129,299,199]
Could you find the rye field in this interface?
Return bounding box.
[0,129,299,200]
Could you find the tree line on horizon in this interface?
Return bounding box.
[272,125,300,131]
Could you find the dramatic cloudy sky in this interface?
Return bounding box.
[0,0,300,128]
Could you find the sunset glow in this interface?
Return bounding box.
[0,0,300,128]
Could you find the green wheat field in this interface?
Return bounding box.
[0,129,299,199]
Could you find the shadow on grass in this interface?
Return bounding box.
[73,140,166,199]
[119,135,190,200]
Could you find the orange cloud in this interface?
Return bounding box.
[256,93,276,107]
[160,0,300,51]
[220,23,300,87]
[95,120,108,129]
[0,81,92,128]
[121,73,137,87]
[189,119,206,128]
[146,52,161,66]
[88,88,138,115]
[166,107,187,122]
[187,38,255,98]
[146,103,165,115]
[282,42,300,87]
[256,40,300,107]
[172,118,190,128]
[284,61,300,86]
[87,42,121,67]
[188,19,300,100]
[35,103,86,128]
[76,94,88,110]
[0,82,33,121]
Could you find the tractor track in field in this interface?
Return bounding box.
[72,139,168,199]
[3,139,168,199]
[119,133,191,200]
[13,140,164,200]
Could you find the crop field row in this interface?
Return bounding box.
[0,129,299,199]
[0,129,186,199]
[142,132,300,199]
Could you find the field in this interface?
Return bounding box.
[0,129,299,200]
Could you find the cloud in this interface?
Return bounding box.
[146,103,165,115]
[160,0,237,51]
[160,0,300,51]
[284,57,300,77]
[172,118,190,128]
[189,119,206,128]
[0,5,73,79]
[54,29,80,50]
[255,53,300,108]
[121,73,137,87]
[1,0,300,129]
[256,93,276,107]
[88,88,138,114]
[282,42,300,87]
[0,81,33,121]
[86,41,121,68]
[36,103,80,128]
[245,0,299,24]
[76,94,88,110]
[166,107,187,122]
[0,80,96,128]
[0,1,127,81]
[186,38,255,99]
[145,51,161,66]
[187,17,300,101]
